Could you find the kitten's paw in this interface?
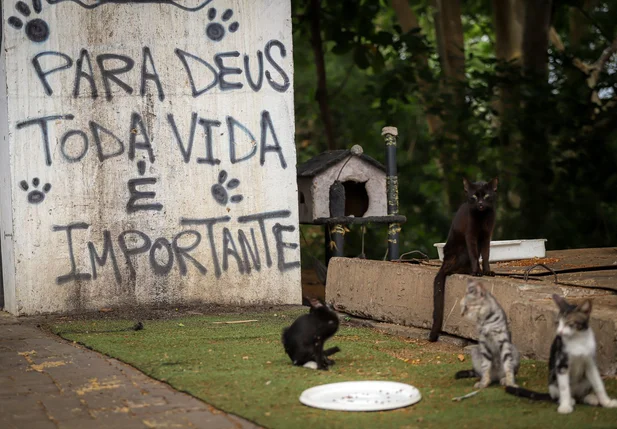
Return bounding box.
[583,393,600,406]
[303,361,318,370]
[600,398,617,408]
[474,381,489,389]
[472,272,483,277]
[499,377,518,387]
[557,403,574,414]
[484,271,496,277]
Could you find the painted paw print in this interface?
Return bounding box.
[20,178,51,204]
[8,0,50,43]
[211,170,242,205]
[206,7,239,42]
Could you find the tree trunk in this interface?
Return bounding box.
[390,0,442,135]
[519,0,553,238]
[309,0,336,151]
[522,0,552,77]
[432,0,467,209]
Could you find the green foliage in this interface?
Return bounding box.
[293,0,617,260]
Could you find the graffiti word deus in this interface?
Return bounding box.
[52,210,300,285]
[32,40,290,100]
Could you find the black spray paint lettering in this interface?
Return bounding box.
[180,216,230,278]
[31,42,289,100]
[20,111,286,168]
[176,41,289,97]
[129,112,155,163]
[167,113,222,165]
[53,212,299,284]
[53,222,92,285]
[264,40,290,92]
[74,49,98,99]
[16,114,75,166]
[118,230,151,280]
[214,52,243,91]
[32,51,73,96]
[47,0,215,13]
[88,230,122,284]
[173,230,207,276]
[272,223,301,272]
[244,50,263,91]
[227,116,256,164]
[96,53,135,101]
[141,47,165,101]
[127,161,163,213]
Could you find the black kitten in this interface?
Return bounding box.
[429,177,498,342]
[281,298,341,370]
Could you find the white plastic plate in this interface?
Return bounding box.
[299,381,421,412]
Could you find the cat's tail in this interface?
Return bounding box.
[454,369,477,379]
[324,346,341,356]
[429,267,447,342]
[505,386,552,401]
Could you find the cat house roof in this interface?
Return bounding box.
[297,150,386,177]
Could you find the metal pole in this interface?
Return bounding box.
[328,180,346,262]
[382,126,400,260]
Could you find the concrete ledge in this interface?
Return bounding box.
[326,257,617,375]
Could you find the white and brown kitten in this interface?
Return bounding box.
[456,278,519,388]
[506,294,617,414]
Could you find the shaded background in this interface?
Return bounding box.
[292,0,617,265]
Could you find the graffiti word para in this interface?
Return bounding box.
[32,40,290,100]
[17,110,287,168]
[52,210,300,285]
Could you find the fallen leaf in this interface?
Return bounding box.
[99,308,113,313]
[243,356,249,360]
[178,323,185,327]
[265,380,271,385]
[265,412,271,417]
[458,354,465,362]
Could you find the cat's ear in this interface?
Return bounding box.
[488,177,498,191]
[578,299,592,315]
[552,294,570,313]
[463,177,471,193]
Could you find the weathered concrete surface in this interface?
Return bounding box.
[1,1,301,315]
[0,311,259,429]
[326,257,617,374]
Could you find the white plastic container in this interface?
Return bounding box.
[433,239,547,262]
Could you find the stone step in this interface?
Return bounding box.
[326,257,617,375]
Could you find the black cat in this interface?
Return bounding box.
[282,298,341,370]
[429,177,498,342]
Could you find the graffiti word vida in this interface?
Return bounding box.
[53,210,300,285]
[32,40,290,100]
[17,110,287,168]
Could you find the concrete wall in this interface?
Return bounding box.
[327,258,617,374]
[0,0,301,315]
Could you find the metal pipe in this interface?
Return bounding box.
[382,126,400,260]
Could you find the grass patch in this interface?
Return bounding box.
[50,310,617,429]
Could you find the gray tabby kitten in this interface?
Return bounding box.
[506,294,617,414]
[455,278,519,388]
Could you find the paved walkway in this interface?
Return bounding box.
[0,312,260,429]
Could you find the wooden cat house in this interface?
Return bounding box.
[297,148,388,224]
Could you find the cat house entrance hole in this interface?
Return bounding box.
[342,181,369,217]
